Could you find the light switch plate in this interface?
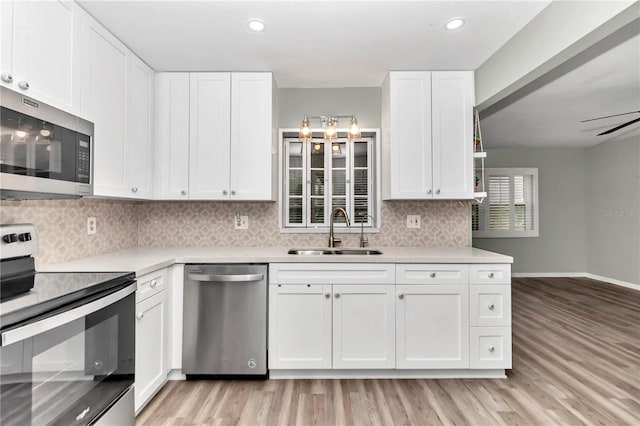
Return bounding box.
[407,215,421,229]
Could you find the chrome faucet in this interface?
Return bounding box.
[328,207,350,248]
[358,214,375,248]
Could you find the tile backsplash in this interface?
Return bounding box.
[1,198,470,267]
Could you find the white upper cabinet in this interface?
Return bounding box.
[80,12,153,199]
[80,14,127,197]
[382,71,474,200]
[1,0,81,114]
[125,55,154,199]
[230,73,274,200]
[189,73,231,200]
[432,71,474,199]
[154,73,190,200]
[155,72,275,201]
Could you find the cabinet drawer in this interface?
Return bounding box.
[470,285,511,326]
[269,263,395,285]
[470,327,512,369]
[136,269,165,303]
[396,264,468,285]
[469,264,510,284]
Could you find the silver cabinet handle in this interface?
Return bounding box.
[488,303,495,310]
[430,272,436,278]
[222,190,228,195]
[150,279,157,288]
[324,292,331,298]
[488,272,495,278]
[334,293,340,298]
[2,283,136,346]
[131,187,138,193]
[436,189,441,194]
[427,189,432,195]
[187,273,264,283]
[1,72,13,83]
[398,293,404,299]
[488,345,495,352]
[136,312,144,320]
[18,81,29,90]
[181,190,187,196]
[231,190,236,196]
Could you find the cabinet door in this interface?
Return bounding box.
[135,290,167,412]
[388,72,432,199]
[80,14,127,197]
[268,284,332,369]
[12,0,81,113]
[0,0,14,88]
[332,285,395,369]
[154,73,190,200]
[230,72,274,200]
[396,284,469,369]
[431,71,474,199]
[124,55,154,199]
[189,73,231,200]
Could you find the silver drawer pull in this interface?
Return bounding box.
[188,273,264,283]
[335,293,340,298]
[488,345,495,353]
[488,303,495,310]
[325,293,331,298]
[398,293,404,299]
[150,279,158,288]
[136,312,144,320]
[430,272,436,278]
[488,272,495,278]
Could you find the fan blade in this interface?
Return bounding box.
[597,117,640,136]
[581,111,640,123]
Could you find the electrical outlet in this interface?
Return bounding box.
[87,217,97,235]
[406,215,421,229]
[234,215,249,230]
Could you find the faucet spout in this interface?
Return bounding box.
[328,207,350,248]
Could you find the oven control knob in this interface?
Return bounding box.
[18,232,32,242]
[2,233,18,243]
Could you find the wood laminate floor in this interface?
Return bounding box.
[136,277,640,425]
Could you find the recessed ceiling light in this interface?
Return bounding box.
[445,17,465,31]
[247,20,266,32]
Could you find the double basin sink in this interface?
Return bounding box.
[288,248,383,256]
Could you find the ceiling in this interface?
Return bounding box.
[77,0,550,88]
[481,31,640,148]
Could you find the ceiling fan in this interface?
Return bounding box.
[581,111,640,136]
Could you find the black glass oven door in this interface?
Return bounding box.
[0,286,135,425]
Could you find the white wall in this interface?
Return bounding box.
[277,87,381,128]
[585,136,640,284]
[473,148,587,274]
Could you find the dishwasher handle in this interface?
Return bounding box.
[187,273,264,283]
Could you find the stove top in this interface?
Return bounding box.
[1,271,135,330]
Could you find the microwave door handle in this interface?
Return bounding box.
[1,283,136,347]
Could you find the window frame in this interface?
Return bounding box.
[472,167,539,238]
[278,128,381,233]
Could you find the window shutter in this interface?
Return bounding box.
[473,168,538,238]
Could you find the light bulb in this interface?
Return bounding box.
[15,130,26,138]
[40,129,51,137]
[332,144,339,152]
[348,116,361,140]
[314,143,321,151]
[247,20,265,32]
[445,17,465,30]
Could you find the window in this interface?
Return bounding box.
[280,131,379,231]
[472,168,539,238]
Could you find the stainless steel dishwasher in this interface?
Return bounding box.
[182,264,267,378]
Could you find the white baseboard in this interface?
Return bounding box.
[269,369,507,380]
[511,272,639,291]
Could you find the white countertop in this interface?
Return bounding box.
[38,246,513,277]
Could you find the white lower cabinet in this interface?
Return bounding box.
[135,269,169,413]
[470,327,512,369]
[333,285,396,369]
[396,284,469,369]
[268,284,332,369]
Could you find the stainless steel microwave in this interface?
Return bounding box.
[0,87,94,200]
